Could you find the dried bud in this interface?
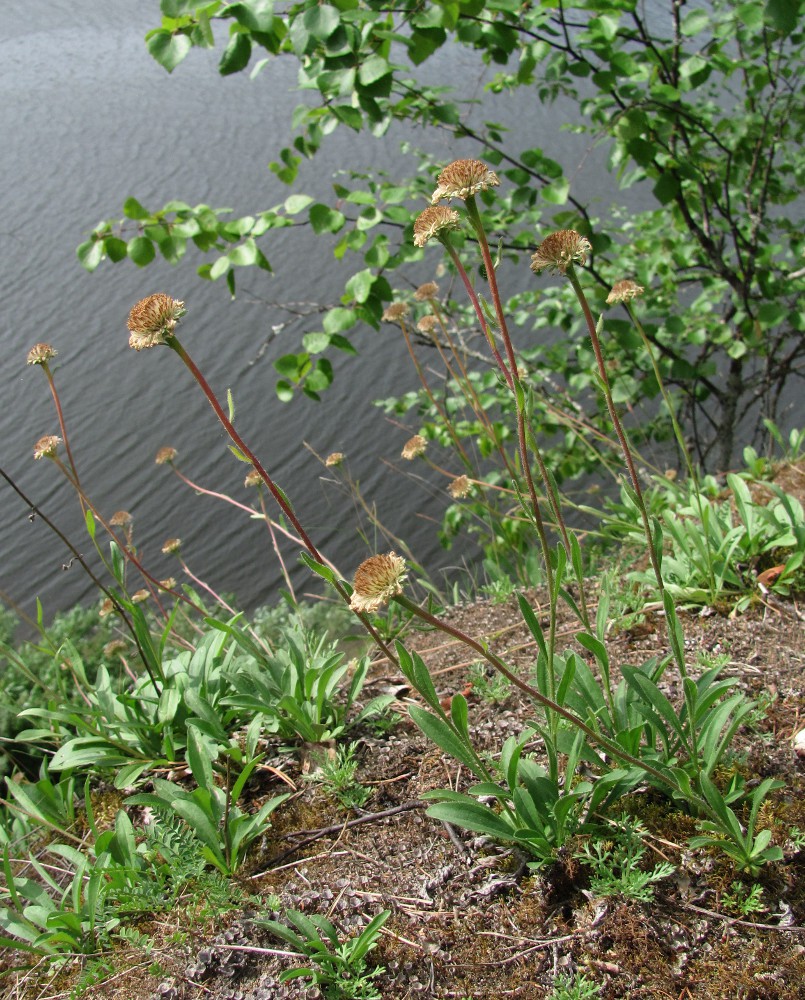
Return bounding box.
[159,577,177,590]
[431,159,500,204]
[103,640,127,658]
[325,452,345,467]
[27,343,57,366]
[606,279,645,304]
[131,589,149,604]
[127,294,185,350]
[110,510,133,527]
[33,435,61,460]
[416,315,438,334]
[530,231,592,275]
[413,206,461,248]
[162,538,182,555]
[448,475,471,499]
[414,282,440,301]
[350,552,408,613]
[244,469,263,488]
[155,446,178,465]
[382,302,409,323]
[401,435,427,460]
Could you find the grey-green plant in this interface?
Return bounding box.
[547,971,602,1000]
[576,817,675,902]
[127,726,289,875]
[305,742,371,811]
[256,908,391,1000]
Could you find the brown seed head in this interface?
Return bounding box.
[159,577,177,590]
[350,552,408,613]
[530,231,592,275]
[416,315,438,334]
[27,343,57,366]
[401,434,427,460]
[325,452,345,467]
[413,206,461,248]
[448,475,472,499]
[606,279,645,304]
[431,159,500,204]
[244,469,263,488]
[162,537,182,555]
[99,598,115,618]
[414,281,440,301]
[131,589,150,604]
[110,510,133,527]
[103,639,127,658]
[33,435,61,460]
[382,302,409,324]
[155,446,178,466]
[127,294,185,350]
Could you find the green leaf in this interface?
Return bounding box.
[425,798,513,839]
[220,31,252,75]
[408,706,485,778]
[303,4,340,40]
[309,204,346,234]
[766,0,798,32]
[146,29,192,73]
[127,237,156,266]
[76,239,104,272]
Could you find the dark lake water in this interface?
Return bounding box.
[1,2,643,625]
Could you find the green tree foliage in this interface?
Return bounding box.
[80,0,805,470]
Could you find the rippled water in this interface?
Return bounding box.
[1,2,618,622]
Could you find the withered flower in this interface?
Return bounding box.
[110,510,133,527]
[416,315,438,334]
[127,294,185,350]
[131,589,150,604]
[530,231,592,275]
[448,475,472,499]
[431,159,500,204]
[382,302,409,323]
[244,469,263,488]
[33,435,61,460]
[349,552,408,613]
[325,452,345,467]
[401,434,427,460]
[159,577,177,590]
[414,281,440,301]
[162,537,182,555]
[413,206,461,248]
[103,639,127,658]
[27,343,57,366]
[99,598,115,618]
[155,446,178,465]
[606,279,645,304]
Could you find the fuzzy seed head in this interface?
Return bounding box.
[162,537,182,555]
[413,206,461,247]
[401,435,427,460]
[350,552,408,613]
[244,469,263,488]
[382,302,410,324]
[33,435,61,460]
[27,343,57,366]
[416,315,438,334]
[414,282,440,301]
[127,294,185,350]
[530,231,592,275]
[155,446,178,466]
[431,159,500,204]
[606,279,645,304]
[110,510,133,527]
[448,475,472,499]
[325,452,345,467]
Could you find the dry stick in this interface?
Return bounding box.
[0,467,162,693]
[166,337,399,668]
[38,360,84,514]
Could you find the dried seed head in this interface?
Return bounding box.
[27,343,57,366]
[382,302,409,323]
[431,159,500,204]
[413,206,461,247]
[416,315,438,334]
[530,231,592,275]
[131,589,150,604]
[325,452,345,467]
[155,446,178,465]
[606,279,645,304]
[350,552,408,613]
[162,537,182,554]
[244,469,263,488]
[127,294,185,350]
[159,577,177,590]
[401,434,427,460]
[448,475,471,499]
[33,435,61,460]
[99,598,115,618]
[103,640,127,658]
[414,281,440,301]
[110,510,133,527]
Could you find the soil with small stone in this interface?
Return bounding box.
[3,588,804,1000]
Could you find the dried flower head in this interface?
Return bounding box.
[27,343,57,366]
[448,475,472,499]
[33,435,61,460]
[414,281,440,301]
[350,552,408,613]
[244,469,263,488]
[103,639,127,658]
[131,589,150,604]
[416,315,438,334]
[155,446,178,465]
[110,510,133,527]
[159,577,177,590]
[413,206,461,247]
[127,294,185,350]
[325,452,345,467]
[530,231,592,275]
[606,279,645,304]
[401,434,427,460]
[431,159,500,204]
[382,302,409,323]
[162,537,182,555]
[99,598,115,618]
